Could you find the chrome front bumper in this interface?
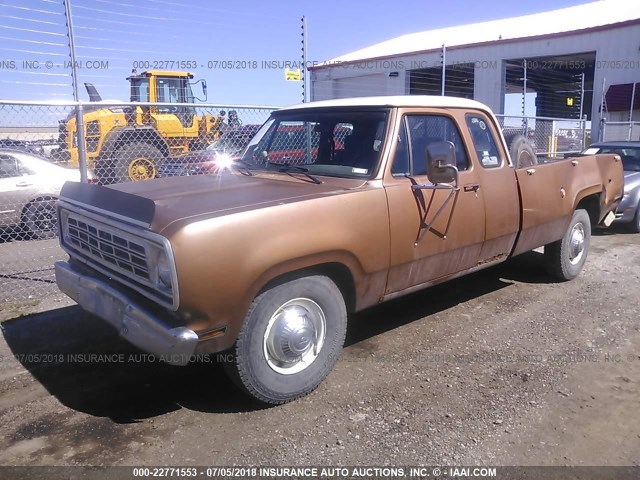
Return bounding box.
[55,261,198,366]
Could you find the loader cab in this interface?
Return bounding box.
[128,70,199,127]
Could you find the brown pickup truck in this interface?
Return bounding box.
[54,96,624,404]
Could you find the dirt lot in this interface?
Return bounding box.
[0,227,639,470]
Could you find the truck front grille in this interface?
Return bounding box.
[66,215,150,280]
[58,205,177,310]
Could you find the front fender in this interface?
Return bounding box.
[165,188,390,353]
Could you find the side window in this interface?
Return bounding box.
[466,115,502,168]
[391,118,410,175]
[404,115,469,175]
[0,155,19,178]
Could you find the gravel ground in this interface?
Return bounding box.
[0,227,638,470]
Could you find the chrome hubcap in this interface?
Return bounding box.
[569,222,585,265]
[263,298,326,375]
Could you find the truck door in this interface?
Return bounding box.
[464,113,520,261]
[383,111,486,295]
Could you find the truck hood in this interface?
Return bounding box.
[61,172,367,233]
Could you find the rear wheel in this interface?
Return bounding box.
[545,209,591,280]
[22,199,57,240]
[112,142,162,183]
[224,275,347,404]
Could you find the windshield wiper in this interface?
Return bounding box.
[267,161,322,184]
[231,159,255,176]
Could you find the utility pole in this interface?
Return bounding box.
[440,44,446,96]
[301,16,308,103]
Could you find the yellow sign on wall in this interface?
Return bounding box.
[285,68,302,81]
[566,97,574,106]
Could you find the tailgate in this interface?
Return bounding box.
[592,153,625,220]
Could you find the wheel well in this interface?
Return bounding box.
[101,128,169,160]
[259,263,357,312]
[576,194,600,226]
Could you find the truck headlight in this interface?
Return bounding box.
[157,251,173,289]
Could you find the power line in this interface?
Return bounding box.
[0,3,63,15]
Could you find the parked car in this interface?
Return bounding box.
[0,138,45,156]
[0,149,93,239]
[581,142,640,232]
[157,125,261,177]
[54,96,623,404]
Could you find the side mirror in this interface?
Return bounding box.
[425,141,458,185]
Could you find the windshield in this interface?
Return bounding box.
[14,152,67,175]
[240,110,388,179]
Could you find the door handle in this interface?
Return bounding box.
[16,182,32,187]
[526,168,536,175]
[571,160,579,166]
[463,184,480,192]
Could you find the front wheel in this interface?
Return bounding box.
[544,209,591,280]
[224,275,347,404]
[22,199,57,240]
[112,142,162,183]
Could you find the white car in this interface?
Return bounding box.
[0,150,93,239]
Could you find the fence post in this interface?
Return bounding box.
[581,115,587,149]
[522,59,527,117]
[63,0,88,183]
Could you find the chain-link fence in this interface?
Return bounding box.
[600,121,640,142]
[495,114,588,158]
[0,101,277,308]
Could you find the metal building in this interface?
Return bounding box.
[310,0,640,141]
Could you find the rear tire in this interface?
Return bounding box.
[224,275,347,404]
[510,135,537,169]
[112,142,162,183]
[545,209,591,281]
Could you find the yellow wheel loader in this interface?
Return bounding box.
[58,70,225,183]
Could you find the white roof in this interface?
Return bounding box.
[281,95,491,111]
[323,0,640,64]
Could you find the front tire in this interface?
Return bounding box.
[112,142,162,183]
[544,209,591,280]
[224,275,347,404]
